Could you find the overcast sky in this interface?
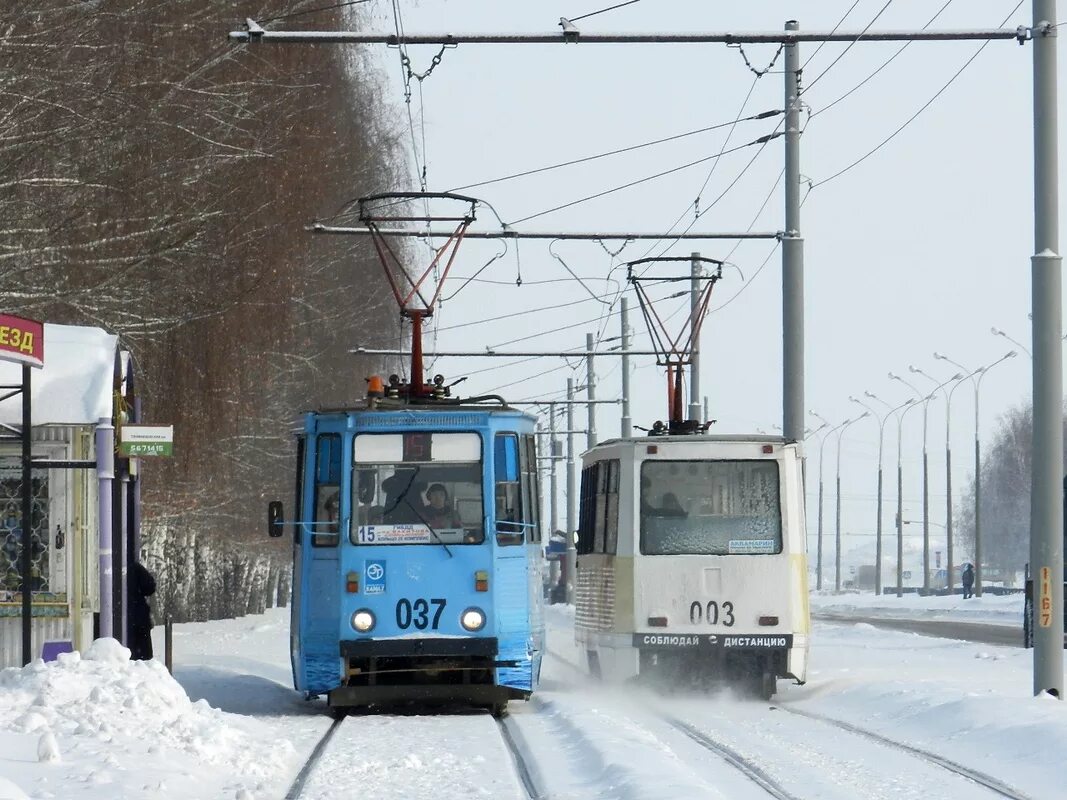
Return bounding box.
[284,0,1056,569]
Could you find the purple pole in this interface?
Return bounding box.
[96,418,114,639]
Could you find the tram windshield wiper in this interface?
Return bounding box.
[408,504,453,558]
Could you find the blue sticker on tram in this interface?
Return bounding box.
[365,560,386,595]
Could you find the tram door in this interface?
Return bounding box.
[295,432,343,692]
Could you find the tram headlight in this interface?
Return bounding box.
[351,609,376,633]
[460,607,486,632]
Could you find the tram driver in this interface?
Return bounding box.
[422,483,463,530]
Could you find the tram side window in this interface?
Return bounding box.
[495,433,524,545]
[312,434,342,547]
[604,460,620,555]
[577,461,620,556]
[521,434,540,544]
[576,463,598,556]
[593,465,607,553]
[293,437,306,544]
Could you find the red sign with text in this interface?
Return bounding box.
[0,314,44,368]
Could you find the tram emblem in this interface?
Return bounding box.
[365,561,386,594]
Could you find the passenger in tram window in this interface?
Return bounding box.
[423,483,463,529]
[312,489,341,546]
[658,492,687,517]
[323,491,340,531]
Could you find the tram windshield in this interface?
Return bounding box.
[351,432,484,545]
[640,460,782,555]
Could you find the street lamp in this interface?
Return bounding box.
[991,326,1032,358]
[835,413,869,592]
[814,415,851,591]
[893,397,924,596]
[910,365,965,593]
[890,371,936,593]
[851,393,913,595]
[971,351,1018,596]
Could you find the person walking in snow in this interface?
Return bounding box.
[961,563,975,600]
[128,560,156,660]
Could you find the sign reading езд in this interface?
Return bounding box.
[0,314,44,368]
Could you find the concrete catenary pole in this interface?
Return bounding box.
[1031,0,1063,698]
[782,19,805,442]
[689,252,702,422]
[565,379,577,604]
[621,297,633,437]
[585,333,597,450]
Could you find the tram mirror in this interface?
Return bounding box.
[357,471,376,504]
[267,501,285,538]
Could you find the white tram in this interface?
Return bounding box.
[574,434,809,698]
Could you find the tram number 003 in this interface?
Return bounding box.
[689,600,735,627]
[395,598,447,630]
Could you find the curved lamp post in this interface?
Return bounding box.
[814,414,849,591]
[890,371,936,593]
[910,366,965,592]
[972,351,1018,595]
[852,393,913,595]
[835,413,869,592]
[892,397,924,596]
[991,326,1032,358]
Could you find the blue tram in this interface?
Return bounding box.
[269,391,545,715]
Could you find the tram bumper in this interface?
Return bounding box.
[331,637,528,709]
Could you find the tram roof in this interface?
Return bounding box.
[589,433,794,448]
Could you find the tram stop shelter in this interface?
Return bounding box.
[0,323,120,668]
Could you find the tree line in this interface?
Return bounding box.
[1,0,405,619]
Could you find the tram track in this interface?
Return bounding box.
[546,648,1035,800]
[773,705,1034,800]
[283,715,345,800]
[495,712,547,800]
[544,650,800,799]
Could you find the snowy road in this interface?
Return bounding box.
[1,602,1064,800]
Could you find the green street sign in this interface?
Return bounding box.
[119,424,174,458]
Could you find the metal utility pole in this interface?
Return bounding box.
[621,297,633,437]
[548,407,559,535]
[585,333,598,450]
[20,366,31,665]
[689,252,702,422]
[782,19,804,443]
[1031,0,1063,699]
[565,379,577,604]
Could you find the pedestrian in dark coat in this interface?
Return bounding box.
[128,561,156,660]
[961,563,975,600]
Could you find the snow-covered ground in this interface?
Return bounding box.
[810,589,1025,626]
[0,599,1063,800]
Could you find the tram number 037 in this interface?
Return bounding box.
[689,600,735,627]
[395,598,447,630]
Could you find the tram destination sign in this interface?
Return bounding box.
[0,313,44,368]
[119,424,174,457]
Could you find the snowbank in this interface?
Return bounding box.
[0,638,296,799]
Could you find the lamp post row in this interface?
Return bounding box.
[812,349,1017,597]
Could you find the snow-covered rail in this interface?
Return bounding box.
[495,714,547,799]
[283,716,345,800]
[660,715,803,800]
[775,706,1033,800]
